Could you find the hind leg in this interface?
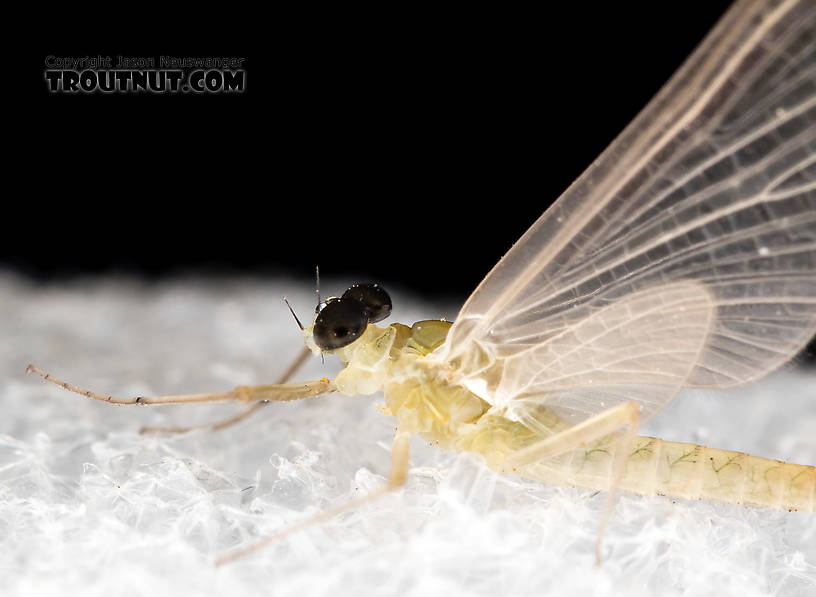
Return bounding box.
[502,401,640,563]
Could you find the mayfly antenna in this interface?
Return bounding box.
[315,265,321,307]
[282,297,304,331]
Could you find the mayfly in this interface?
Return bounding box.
[27,0,816,566]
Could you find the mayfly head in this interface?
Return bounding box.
[304,283,392,353]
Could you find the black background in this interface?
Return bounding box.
[8,3,815,362]
[11,4,735,293]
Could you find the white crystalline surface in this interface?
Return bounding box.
[1,272,814,597]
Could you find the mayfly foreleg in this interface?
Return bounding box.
[140,346,313,434]
[25,361,335,406]
[216,427,413,566]
[502,401,640,563]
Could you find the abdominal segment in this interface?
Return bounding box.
[516,435,815,513]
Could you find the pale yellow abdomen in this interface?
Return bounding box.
[518,435,816,513]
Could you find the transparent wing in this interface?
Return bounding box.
[494,282,716,428]
[435,0,816,424]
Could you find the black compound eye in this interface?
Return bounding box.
[341,283,392,323]
[315,296,338,315]
[312,298,369,350]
